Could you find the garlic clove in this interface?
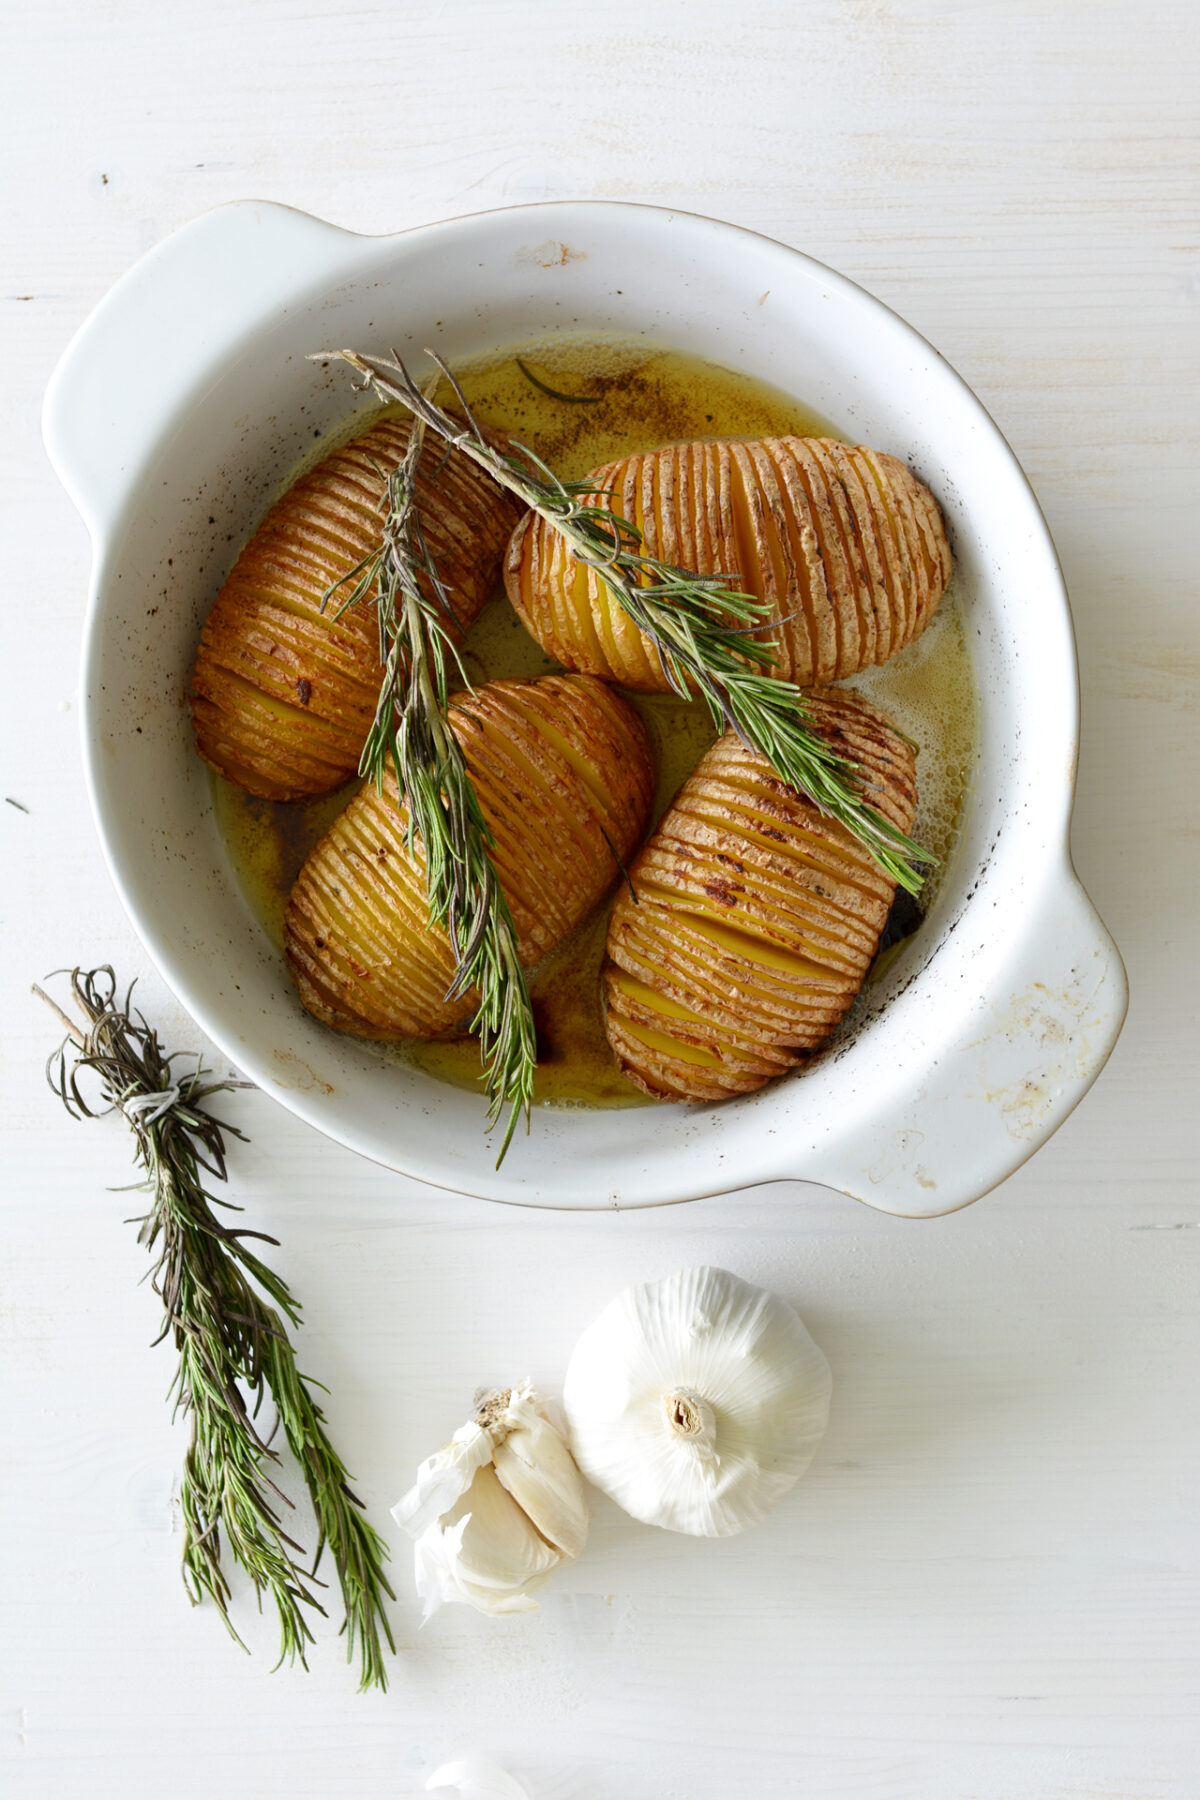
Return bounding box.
[490,1389,589,1558]
[413,1465,562,1618]
[395,1381,588,1618]
[563,1267,832,1538]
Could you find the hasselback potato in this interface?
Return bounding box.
[602,687,917,1102]
[505,436,951,691]
[191,415,521,800]
[286,674,655,1039]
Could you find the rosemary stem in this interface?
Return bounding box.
[32,982,86,1045]
[311,347,929,896]
[321,395,537,1159]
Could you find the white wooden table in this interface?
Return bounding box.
[3,4,1197,1795]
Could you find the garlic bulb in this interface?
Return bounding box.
[562,1267,832,1538]
[392,1381,588,1619]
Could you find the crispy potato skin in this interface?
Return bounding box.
[504,435,952,691]
[190,416,522,800]
[602,687,918,1101]
[285,674,656,1039]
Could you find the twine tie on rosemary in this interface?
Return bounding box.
[119,1078,185,1125]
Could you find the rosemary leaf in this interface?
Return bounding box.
[516,358,603,404]
[36,968,396,1690]
[312,348,930,895]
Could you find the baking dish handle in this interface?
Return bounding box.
[805,861,1128,1217]
[43,200,357,539]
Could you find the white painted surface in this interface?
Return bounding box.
[2,2,1196,1796]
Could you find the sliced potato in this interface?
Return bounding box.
[602,687,918,1101]
[505,436,952,691]
[285,674,655,1039]
[191,414,522,800]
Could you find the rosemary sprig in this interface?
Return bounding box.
[322,408,536,1162]
[315,348,929,895]
[36,968,396,1690]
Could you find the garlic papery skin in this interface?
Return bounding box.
[562,1267,832,1538]
[393,1381,588,1618]
[413,1465,559,1618]
[426,1757,531,1800]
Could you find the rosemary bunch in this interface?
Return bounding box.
[323,411,536,1161]
[314,348,929,895]
[36,968,395,1690]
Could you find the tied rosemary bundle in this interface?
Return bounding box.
[313,347,930,897]
[36,968,395,1690]
[323,410,536,1162]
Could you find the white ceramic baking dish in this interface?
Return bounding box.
[43,199,1127,1214]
